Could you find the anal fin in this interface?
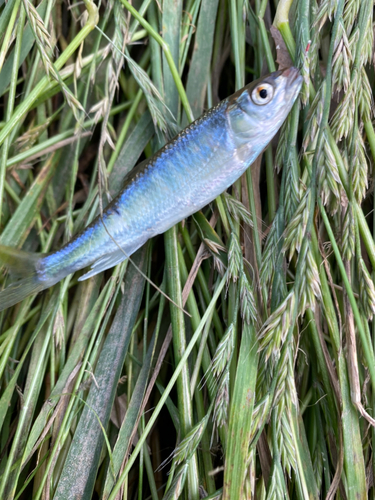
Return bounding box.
[78,250,127,281]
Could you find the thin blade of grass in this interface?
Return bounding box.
[222,322,257,500]
[22,275,108,462]
[0,0,17,37]
[184,0,220,120]
[53,247,147,500]
[0,158,56,246]
[102,326,157,498]
[0,0,47,97]
[109,110,154,194]
[0,288,59,498]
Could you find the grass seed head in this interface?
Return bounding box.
[267,466,287,500]
[343,0,361,32]
[278,411,298,475]
[173,414,210,466]
[249,396,270,442]
[284,152,300,224]
[260,218,278,291]
[275,118,291,172]
[332,23,352,94]
[223,192,253,228]
[341,204,356,260]
[163,463,189,500]
[258,292,295,362]
[302,85,324,150]
[228,233,243,283]
[213,369,230,430]
[358,67,373,123]
[210,324,235,380]
[240,271,257,325]
[358,258,375,320]
[298,246,322,314]
[314,0,338,31]
[350,129,368,204]
[282,189,311,260]
[330,79,356,141]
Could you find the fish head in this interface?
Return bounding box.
[227,67,303,149]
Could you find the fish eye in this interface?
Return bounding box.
[251,83,274,105]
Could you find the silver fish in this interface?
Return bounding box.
[0,67,302,311]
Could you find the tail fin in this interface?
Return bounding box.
[0,245,47,312]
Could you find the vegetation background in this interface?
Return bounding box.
[1,0,375,498]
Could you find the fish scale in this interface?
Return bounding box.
[0,67,302,311]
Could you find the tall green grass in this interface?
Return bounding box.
[1,0,375,498]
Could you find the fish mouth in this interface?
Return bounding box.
[281,66,301,84]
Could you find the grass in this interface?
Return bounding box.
[1,0,375,498]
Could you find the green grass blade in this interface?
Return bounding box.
[222,322,257,500]
[53,248,147,499]
[184,0,220,120]
[0,160,56,247]
[0,0,47,96]
[102,327,157,498]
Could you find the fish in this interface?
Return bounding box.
[0,67,302,311]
